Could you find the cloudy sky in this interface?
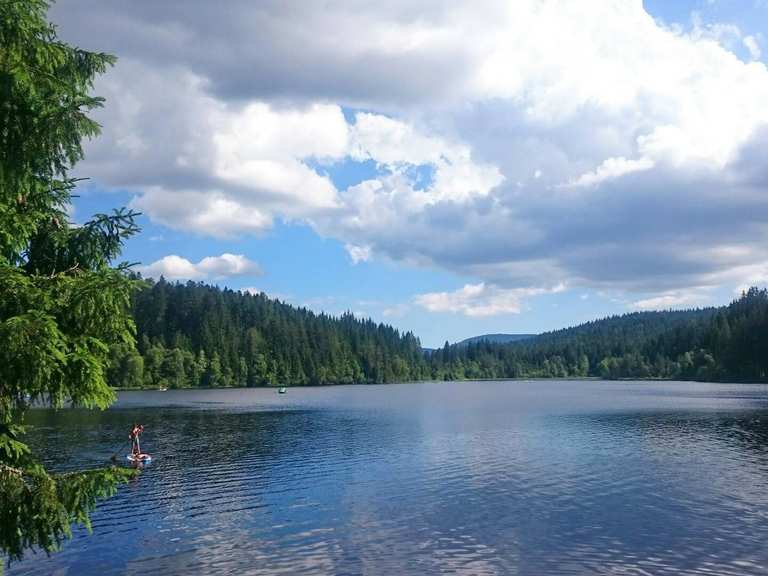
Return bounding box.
[51,0,768,347]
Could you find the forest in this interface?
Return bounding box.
[109,280,768,388]
[431,287,767,382]
[108,278,430,388]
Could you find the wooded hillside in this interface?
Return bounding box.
[109,281,768,388]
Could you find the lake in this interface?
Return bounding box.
[9,380,768,575]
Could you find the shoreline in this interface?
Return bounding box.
[110,376,768,393]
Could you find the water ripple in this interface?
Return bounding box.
[10,381,768,575]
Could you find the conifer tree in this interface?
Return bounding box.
[1,0,138,564]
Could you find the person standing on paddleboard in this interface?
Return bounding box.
[129,423,144,456]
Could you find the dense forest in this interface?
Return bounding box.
[108,279,430,388]
[430,287,768,382]
[109,281,768,388]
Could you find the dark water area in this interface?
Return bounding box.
[10,380,768,575]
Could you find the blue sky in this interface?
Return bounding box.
[55,0,768,347]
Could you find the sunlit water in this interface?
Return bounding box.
[9,380,768,575]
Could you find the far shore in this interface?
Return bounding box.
[109,376,768,393]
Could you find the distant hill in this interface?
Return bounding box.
[457,333,537,346]
[429,289,768,382]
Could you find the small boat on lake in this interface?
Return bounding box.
[278,387,287,394]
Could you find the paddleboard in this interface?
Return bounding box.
[127,453,152,463]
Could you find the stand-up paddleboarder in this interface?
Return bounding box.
[129,423,144,456]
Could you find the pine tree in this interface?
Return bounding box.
[1,1,138,563]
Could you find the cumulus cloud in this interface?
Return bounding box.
[349,112,503,204]
[566,157,654,188]
[77,59,497,238]
[345,244,372,265]
[212,102,346,211]
[140,253,261,280]
[131,188,272,238]
[630,291,709,311]
[82,63,349,236]
[49,0,768,309]
[415,283,563,317]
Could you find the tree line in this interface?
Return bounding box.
[429,287,768,382]
[108,278,431,388]
[111,281,768,389]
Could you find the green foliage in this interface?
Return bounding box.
[429,288,768,383]
[110,279,429,388]
[1,0,140,565]
[115,280,768,389]
[1,455,135,564]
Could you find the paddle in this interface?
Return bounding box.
[110,439,130,462]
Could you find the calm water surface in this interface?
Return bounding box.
[10,380,768,575]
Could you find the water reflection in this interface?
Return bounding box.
[10,381,768,575]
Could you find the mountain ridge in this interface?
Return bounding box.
[456,333,537,346]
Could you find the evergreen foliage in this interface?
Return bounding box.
[114,281,768,388]
[109,279,429,388]
[1,0,137,565]
[429,288,768,382]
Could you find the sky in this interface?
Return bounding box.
[49,0,768,348]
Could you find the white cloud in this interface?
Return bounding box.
[86,61,500,238]
[382,303,411,318]
[469,2,768,169]
[631,291,710,311]
[719,261,768,295]
[198,253,260,276]
[131,188,272,238]
[75,63,348,236]
[744,35,762,60]
[345,244,372,264]
[50,1,768,307]
[415,283,563,317]
[140,253,261,281]
[567,156,654,188]
[212,102,346,212]
[140,255,201,280]
[350,112,504,204]
[350,113,449,167]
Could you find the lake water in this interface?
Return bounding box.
[10,380,768,575]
